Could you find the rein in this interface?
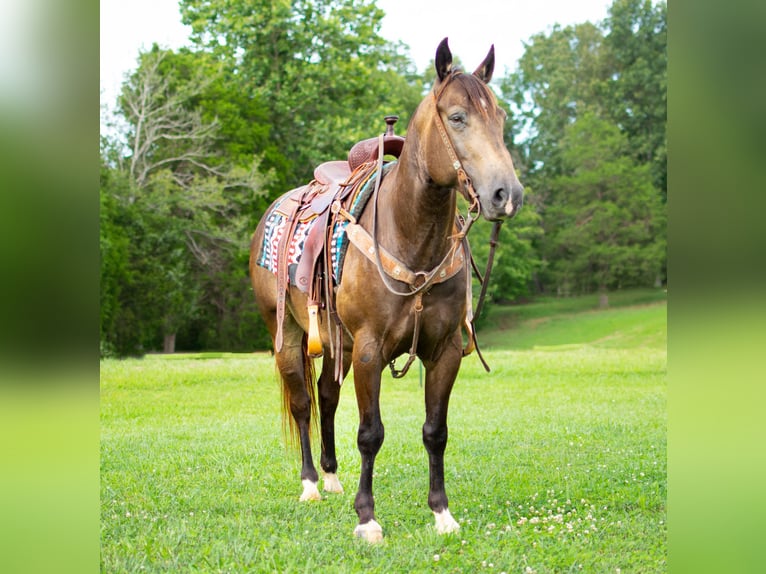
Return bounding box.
[362,71,503,377]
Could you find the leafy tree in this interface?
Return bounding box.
[502,21,608,183]
[99,160,132,356]
[545,114,665,306]
[179,0,423,187]
[101,46,271,355]
[497,0,667,296]
[603,0,667,198]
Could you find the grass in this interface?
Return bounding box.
[479,288,667,351]
[101,290,666,572]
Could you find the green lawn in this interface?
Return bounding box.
[479,288,666,351]
[101,292,666,572]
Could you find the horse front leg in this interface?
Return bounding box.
[350,339,385,542]
[422,334,463,534]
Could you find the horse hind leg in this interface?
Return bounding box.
[317,349,351,494]
[274,321,321,502]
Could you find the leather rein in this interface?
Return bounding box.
[364,70,503,377]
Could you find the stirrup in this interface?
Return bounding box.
[307,304,323,357]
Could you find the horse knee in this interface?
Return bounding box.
[422,422,448,455]
[318,374,340,401]
[357,421,384,456]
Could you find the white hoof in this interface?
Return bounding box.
[433,509,460,534]
[299,479,321,502]
[323,472,344,494]
[354,519,384,543]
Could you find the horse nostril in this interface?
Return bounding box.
[492,188,508,207]
[513,184,525,207]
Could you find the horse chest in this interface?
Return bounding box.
[337,275,465,347]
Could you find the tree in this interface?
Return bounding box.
[179,0,423,187]
[502,21,608,184]
[603,0,667,198]
[497,1,667,295]
[99,157,132,356]
[101,46,272,355]
[545,114,664,306]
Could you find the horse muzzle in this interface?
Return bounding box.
[484,181,524,221]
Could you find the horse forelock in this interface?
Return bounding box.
[440,71,498,121]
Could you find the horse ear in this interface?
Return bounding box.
[435,37,453,82]
[473,44,495,83]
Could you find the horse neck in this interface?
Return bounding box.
[378,140,458,270]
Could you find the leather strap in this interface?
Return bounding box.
[346,222,465,287]
[431,72,482,216]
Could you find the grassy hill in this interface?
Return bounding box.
[477,288,667,351]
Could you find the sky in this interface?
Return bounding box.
[100,0,613,118]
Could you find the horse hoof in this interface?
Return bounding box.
[354,519,384,543]
[323,473,344,494]
[433,509,460,534]
[299,479,321,502]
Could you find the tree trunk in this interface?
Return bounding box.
[598,286,609,309]
[163,333,176,354]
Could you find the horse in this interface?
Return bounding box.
[249,38,524,542]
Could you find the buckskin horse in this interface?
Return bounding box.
[249,38,523,542]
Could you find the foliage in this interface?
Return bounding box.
[179,0,423,187]
[500,0,667,296]
[503,21,608,181]
[99,166,133,356]
[102,47,272,356]
[545,113,665,298]
[603,0,667,197]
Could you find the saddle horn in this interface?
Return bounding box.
[348,115,405,171]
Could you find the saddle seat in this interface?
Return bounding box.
[314,160,352,187]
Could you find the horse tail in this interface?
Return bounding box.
[279,334,318,448]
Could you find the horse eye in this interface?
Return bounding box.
[448,113,465,125]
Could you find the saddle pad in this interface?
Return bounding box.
[256,161,396,285]
[330,161,396,283]
[257,195,315,275]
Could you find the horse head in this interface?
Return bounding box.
[415,38,524,221]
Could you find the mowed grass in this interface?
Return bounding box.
[101,293,666,572]
[479,288,667,351]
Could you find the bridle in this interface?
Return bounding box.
[430,70,484,219]
[366,69,504,376]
